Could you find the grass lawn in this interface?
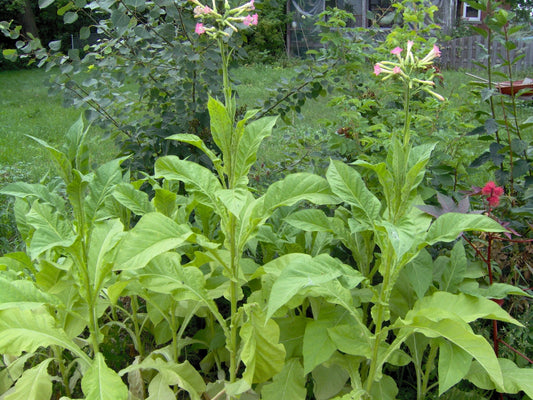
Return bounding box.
[0,68,116,183]
[1,65,532,186]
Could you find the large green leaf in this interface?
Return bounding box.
[368,374,398,400]
[28,135,72,184]
[312,362,350,400]
[112,183,155,215]
[466,358,533,397]
[403,249,433,299]
[0,276,59,310]
[284,209,333,232]
[155,156,222,208]
[0,307,90,366]
[326,160,381,224]
[87,219,124,294]
[302,317,337,374]
[261,358,306,400]
[425,213,507,245]
[407,291,522,326]
[0,182,66,211]
[120,357,206,400]
[25,201,77,259]
[208,96,233,160]
[115,213,193,271]
[266,254,363,320]
[439,240,467,292]
[262,173,337,214]
[4,359,53,400]
[82,353,128,400]
[240,304,286,384]
[396,315,504,390]
[438,340,472,396]
[85,157,126,224]
[146,373,176,400]
[166,134,222,169]
[234,115,278,183]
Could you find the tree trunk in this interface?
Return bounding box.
[21,0,39,38]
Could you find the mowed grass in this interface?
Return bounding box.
[0,68,116,183]
[1,65,532,184]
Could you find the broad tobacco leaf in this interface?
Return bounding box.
[0,307,91,367]
[261,358,306,400]
[114,212,193,271]
[326,159,381,226]
[3,359,53,400]
[82,353,128,400]
[240,304,286,384]
[466,358,533,398]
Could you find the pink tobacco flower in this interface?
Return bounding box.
[248,0,255,10]
[481,181,504,207]
[391,47,403,55]
[433,44,441,57]
[193,5,212,15]
[374,63,382,76]
[243,13,258,26]
[393,66,401,74]
[407,40,414,52]
[195,22,206,35]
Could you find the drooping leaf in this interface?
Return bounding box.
[425,213,507,245]
[112,183,154,215]
[115,213,193,271]
[408,291,522,325]
[466,358,533,398]
[396,315,504,390]
[120,357,206,400]
[155,156,222,209]
[82,353,128,400]
[302,317,337,374]
[438,340,472,396]
[146,373,175,400]
[261,358,306,400]
[284,209,333,232]
[262,173,337,214]
[404,249,433,299]
[0,307,90,366]
[266,254,363,320]
[439,240,467,292]
[240,304,286,384]
[368,374,398,400]
[326,160,381,224]
[25,201,77,259]
[0,276,59,309]
[4,359,53,400]
[311,362,350,400]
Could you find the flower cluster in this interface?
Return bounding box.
[481,181,504,207]
[373,40,444,101]
[190,0,258,38]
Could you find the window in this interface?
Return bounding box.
[462,2,481,22]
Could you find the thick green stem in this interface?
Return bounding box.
[403,83,411,147]
[53,345,72,398]
[420,342,438,399]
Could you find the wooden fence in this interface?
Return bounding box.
[438,35,533,71]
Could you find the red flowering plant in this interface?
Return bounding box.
[481,181,504,208]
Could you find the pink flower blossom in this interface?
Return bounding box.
[374,63,382,76]
[248,0,255,10]
[393,66,401,74]
[243,13,258,26]
[391,47,403,55]
[433,44,441,57]
[407,40,414,52]
[193,5,212,15]
[195,22,206,35]
[481,181,504,207]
